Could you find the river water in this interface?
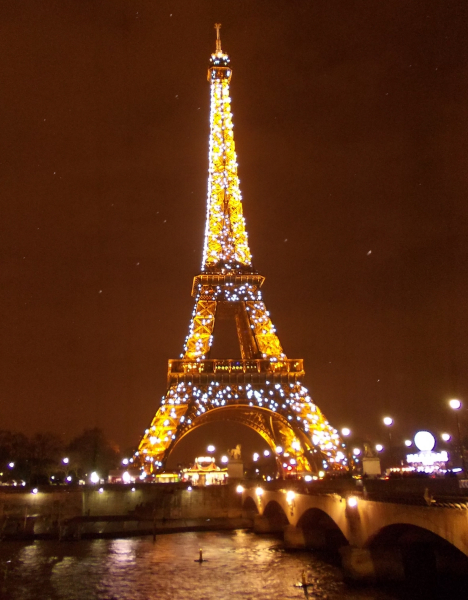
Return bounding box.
[0,530,444,600]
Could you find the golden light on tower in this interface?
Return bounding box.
[136,26,343,475]
[203,23,251,270]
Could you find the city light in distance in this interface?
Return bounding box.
[236,485,244,493]
[286,490,295,502]
[275,446,283,454]
[375,444,384,452]
[404,440,412,447]
[383,417,393,426]
[253,453,259,462]
[353,448,361,456]
[441,433,451,442]
[449,399,461,410]
[347,496,358,508]
[90,472,100,484]
[341,428,351,437]
[207,445,216,452]
[256,487,263,496]
[62,457,69,465]
[263,450,270,457]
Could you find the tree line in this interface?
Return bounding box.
[0,428,125,485]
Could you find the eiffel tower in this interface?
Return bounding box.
[137,25,343,475]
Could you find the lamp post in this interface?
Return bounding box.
[341,428,352,474]
[291,440,300,479]
[449,399,466,476]
[275,446,284,479]
[383,417,394,467]
[352,448,361,474]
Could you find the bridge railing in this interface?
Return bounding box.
[242,476,468,503]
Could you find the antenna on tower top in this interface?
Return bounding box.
[214,23,222,53]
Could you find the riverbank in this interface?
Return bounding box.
[2,515,253,541]
[0,483,248,540]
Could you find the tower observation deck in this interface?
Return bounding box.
[136,25,344,475]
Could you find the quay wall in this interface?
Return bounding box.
[0,484,245,538]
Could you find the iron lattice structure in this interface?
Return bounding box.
[137,26,344,475]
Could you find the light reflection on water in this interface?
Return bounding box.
[0,530,400,600]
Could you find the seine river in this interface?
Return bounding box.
[0,530,453,600]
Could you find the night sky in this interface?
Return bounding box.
[1,1,467,460]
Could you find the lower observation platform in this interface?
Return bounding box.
[168,358,304,384]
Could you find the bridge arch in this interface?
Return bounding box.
[263,500,290,527]
[364,512,468,558]
[367,522,468,559]
[296,507,348,550]
[365,523,468,584]
[242,495,259,516]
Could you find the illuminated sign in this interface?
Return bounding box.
[195,456,215,464]
[406,451,448,465]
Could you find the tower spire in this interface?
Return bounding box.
[215,23,222,53]
[204,26,252,272]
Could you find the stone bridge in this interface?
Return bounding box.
[241,480,468,581]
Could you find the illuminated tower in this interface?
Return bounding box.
[137,25,344,475]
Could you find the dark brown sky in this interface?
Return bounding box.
[1,1,467,457]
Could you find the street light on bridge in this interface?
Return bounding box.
[449,399,466,475]
[291,440,301,479]
[341,428,352,474]
[383,417,394,465]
